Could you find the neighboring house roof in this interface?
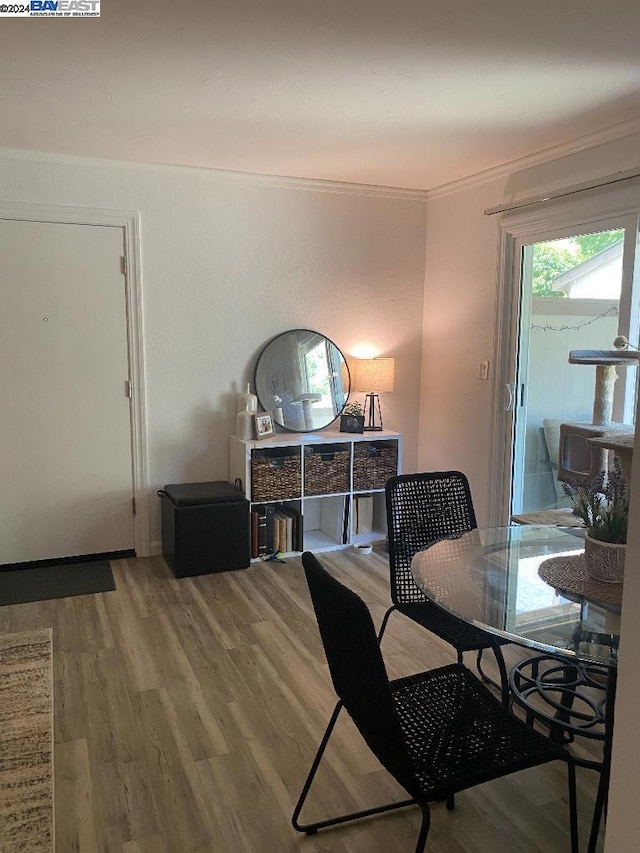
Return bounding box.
[551,240,623,298]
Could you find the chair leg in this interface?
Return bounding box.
[292,700,344,834]
[493,642,510,707]
[292,698,416,835]
[475,643,510,706]
[475,648,488,679]
[414,802,431,853]
[377,605,397,643]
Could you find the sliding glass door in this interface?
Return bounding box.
[506,214,639,518]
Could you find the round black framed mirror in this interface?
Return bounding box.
[254,329,350,432]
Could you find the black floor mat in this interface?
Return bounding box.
[0,560,116,605]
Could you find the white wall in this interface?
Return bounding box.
[604,422,640,852]
[0,151,427,551]
[420,131,640,850]
[420,178,504,516]
[420,132,640,523]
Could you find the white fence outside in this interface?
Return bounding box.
[522,297,621,512]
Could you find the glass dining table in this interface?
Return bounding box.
[411,524,621,853]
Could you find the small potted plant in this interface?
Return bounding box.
[340,400,365,433]
[562,458,629,583]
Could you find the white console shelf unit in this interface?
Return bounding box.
[229,429,402,557]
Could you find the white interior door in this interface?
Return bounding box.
[0,219,135,564]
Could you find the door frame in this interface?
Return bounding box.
[0,201,150,556]
[489,182,640,526]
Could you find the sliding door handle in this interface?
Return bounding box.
[504,383,515,412]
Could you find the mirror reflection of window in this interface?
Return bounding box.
[254,329,350,432]
[302,339,331,404]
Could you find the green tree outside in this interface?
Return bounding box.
[532,229,624,297]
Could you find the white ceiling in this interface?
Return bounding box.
[2,0,640,191]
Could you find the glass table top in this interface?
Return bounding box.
[410,525,619,668]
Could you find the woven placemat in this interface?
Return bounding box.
[538,554,622,613]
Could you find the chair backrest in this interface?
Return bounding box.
[301,551,419,797]
[385,471,477,605]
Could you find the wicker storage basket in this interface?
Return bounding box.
[304,446,351,496]
[251,452,302,502]
[353,443,398,491]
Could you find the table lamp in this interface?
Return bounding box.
[352,357,395,431]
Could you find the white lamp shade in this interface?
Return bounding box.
[352,358,395,393]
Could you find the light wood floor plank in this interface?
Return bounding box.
[54,738,99,853]
[0,546,604,851]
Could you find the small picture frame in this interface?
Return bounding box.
[339,413,365,434]
[254,411,275,440]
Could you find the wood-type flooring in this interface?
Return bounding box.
[0,546,604,852]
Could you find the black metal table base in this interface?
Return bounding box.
[510,653,612,851]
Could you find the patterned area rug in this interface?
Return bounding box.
[0,629,54,853]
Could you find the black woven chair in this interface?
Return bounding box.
[383,471,509,703]
[293,552,578,852]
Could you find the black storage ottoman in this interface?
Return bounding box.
[159,481,250,577]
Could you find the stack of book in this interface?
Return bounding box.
[250,503,303,557]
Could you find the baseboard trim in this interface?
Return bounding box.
[0,549,136,572]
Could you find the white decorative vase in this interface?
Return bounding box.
[236,408,254,440]
[236,383,257,415]
[584,533,626,584]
